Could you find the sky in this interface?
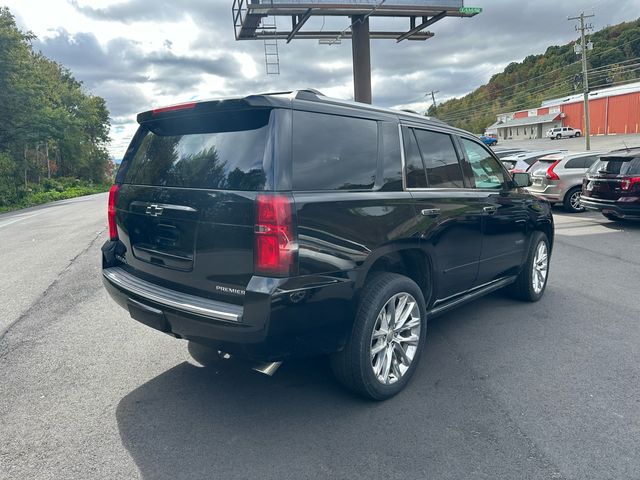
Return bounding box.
[3,0,640,158]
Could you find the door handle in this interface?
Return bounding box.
[421,208,441,217]
[483,206,498,215]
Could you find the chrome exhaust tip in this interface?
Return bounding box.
[252,361,282,376]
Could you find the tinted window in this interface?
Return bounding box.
[402,127,427,188]
[413,129,464,188]
[292,111,377,190]
[460,138,506,189]
[124,109,271,190]
[582,155,599,168]
[380,122,402,191]
[597,156,640,175]
[565,157,587,169]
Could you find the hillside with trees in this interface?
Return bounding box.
[0,7,111,210]
[432,18,640,133]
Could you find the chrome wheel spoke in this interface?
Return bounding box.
[396,317,420,333]
[371,341,386,357]
[397,333,419,346]
[381,346,393,383]
[393,343,411,366]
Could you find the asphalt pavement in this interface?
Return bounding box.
[1,194,639,480]
[495,132,640,153]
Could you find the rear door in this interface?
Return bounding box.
[114,107,288,304]
[404,126,484,301]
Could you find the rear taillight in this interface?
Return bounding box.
[620,177,640,191]
[152,102,197,115]
[254,194,297,277]
[545,160,561,180]
[108,184,120,240]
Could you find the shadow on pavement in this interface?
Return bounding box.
[115,293,554,480]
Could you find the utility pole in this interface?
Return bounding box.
[426,90,439,110]
[568,12,594,150]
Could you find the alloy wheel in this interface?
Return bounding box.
[370,292,421,385]
[570,190,583,211]
[532,241,549,294]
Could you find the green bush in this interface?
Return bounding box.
[0,180,110,213]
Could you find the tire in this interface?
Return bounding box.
[507,231,550,302]
[556,134,562,140]
[575,132,581,137]
[330,273,427,401]
[563,187,585,213]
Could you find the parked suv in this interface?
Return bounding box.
[546,126,582,140]
[102,90,554,400]
[581,147,640,221]
[527,152,601,212]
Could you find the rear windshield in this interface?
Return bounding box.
[590,156,640,175]
[122,109,272,190]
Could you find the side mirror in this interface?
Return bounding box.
[512,172,532,188]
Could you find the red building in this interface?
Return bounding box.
[491,82,640,140]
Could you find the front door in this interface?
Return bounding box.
[458,137,528,286]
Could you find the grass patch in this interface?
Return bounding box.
[0,180,110,213]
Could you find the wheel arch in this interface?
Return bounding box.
[355,243,436,308]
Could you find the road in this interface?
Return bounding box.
[1,194,639,479]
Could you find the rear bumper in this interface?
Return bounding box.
[102,261,356,361]
[527,184,563,203]
[580,196,640,218]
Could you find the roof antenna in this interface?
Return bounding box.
[622,140,630,152]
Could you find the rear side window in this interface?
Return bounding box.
[403,128,428,188]
[123,109,271,190]
[413,129,464,188]
[292,111,377,190]
[565,157,587,169]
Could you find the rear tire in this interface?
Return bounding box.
[507,231,550,302]
[556,134,562,140]
[330,273,427,401]
[563,187,585,213]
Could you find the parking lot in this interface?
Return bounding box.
[496,133,640,153]
[1,193,639,480]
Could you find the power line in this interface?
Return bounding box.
[439,56,640,121]
[436,35,640,120]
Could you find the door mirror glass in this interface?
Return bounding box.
[512,172,532,187]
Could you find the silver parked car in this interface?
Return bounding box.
[501,150,566,172]
[527,151,601,212]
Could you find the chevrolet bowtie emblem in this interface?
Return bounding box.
[145,204,164,217]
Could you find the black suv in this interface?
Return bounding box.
[581,147,640,221]
[102,90,554,400]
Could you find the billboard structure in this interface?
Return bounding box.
[232,1,481,103]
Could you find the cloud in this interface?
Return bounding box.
[20,0,637,157]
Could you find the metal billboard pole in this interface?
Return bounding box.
[351,15,372,103]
